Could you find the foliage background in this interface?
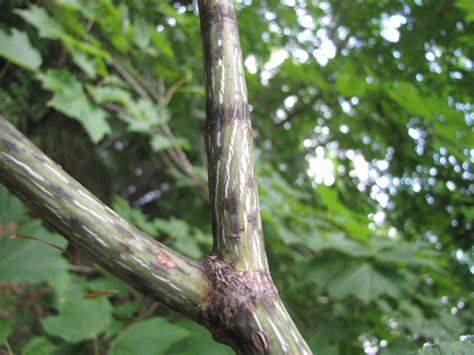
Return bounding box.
[0,0,473,354]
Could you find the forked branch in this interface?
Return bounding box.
[0,1,312,353]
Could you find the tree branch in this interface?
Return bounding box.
[199,0,267,272]
[198,1,312,353]
[0,116,209,320]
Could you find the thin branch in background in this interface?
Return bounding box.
[122,62,163,104]
[69,264,97,274]
[0,62,10,82]
[110,60,205,189]
[136,301,160,320]
[85,19,94,32]
[92,337,100,355]
[4,341,13,355]
[163,77,188,105]
[157,77,165,100]
[111,62,152,101]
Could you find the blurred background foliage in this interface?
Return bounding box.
[0,0,473,354]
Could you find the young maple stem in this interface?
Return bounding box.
[0,116,209,320]
[0,1,312,352]
[198,0,312,353]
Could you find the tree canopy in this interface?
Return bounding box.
[0,0,473,354]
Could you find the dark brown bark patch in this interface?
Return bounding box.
[251,331,269,354]
[200,255,275,328]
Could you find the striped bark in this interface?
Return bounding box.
[0,1,312,353]
[198,1,311,353]
[0,117,208,320]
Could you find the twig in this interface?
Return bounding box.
[136,301,160,320]
[69,264,97,274]
[4,341,13,355]
[111,62,151,101]
[92,337,100,355]
[0,62,10,82]
[163,77,188,105]
[111,60,205,189]
[122,63,163,104]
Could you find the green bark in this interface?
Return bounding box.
[198,0,312,353]
[0,1,312,353]
[0,116,208,320]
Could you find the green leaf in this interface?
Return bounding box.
[0,29,42,70]
[17,219,68,250]
[109,317,189,355]
[154,217,204,258]
[132,100,170,126]
[150,31,174,59]
[22,336,58,355]
[307,336,339,355]
[456,0,474,22]
[386,82,433,119]
[373,239,440,269]
[0,318,15,343]
[38,69,111,142]
[88,85,132,106]
[150,135,189,152]
[132,18,151,49]
[168,320,233,355]
[335,64,369,97]
[416,338,474,354]
[306,259,347,291]
[327,263,400,303]
[41,297,113,342]
[306,231,370,257]
[0,185,27,225]
[112,196,158,236]
[15,5,64,40]
[117,100,170,134]
[0,233,68,284]
[113,301,141,317]
[71,51,99,78]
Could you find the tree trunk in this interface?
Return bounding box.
[0,1,312,353]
